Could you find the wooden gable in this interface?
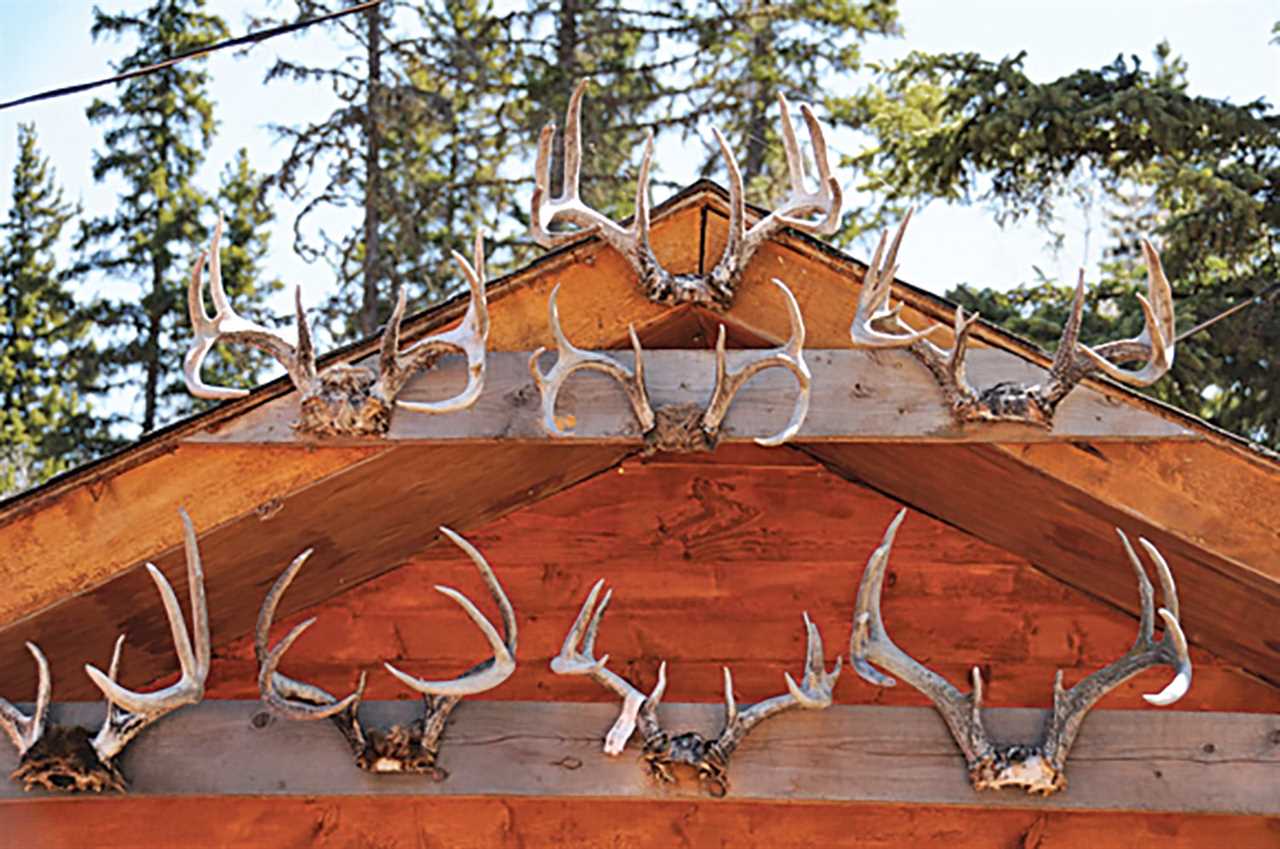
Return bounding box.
[0,182,1276,846]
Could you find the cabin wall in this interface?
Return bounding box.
[202,446,1278,713]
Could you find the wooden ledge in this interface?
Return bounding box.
[3,701,1274,814]
[185,350,1198,445]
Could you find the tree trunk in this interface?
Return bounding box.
[360,4,383,338]
[550,0,580,198]
[741,0,774,186]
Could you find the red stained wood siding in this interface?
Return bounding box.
[200,446,1278,713]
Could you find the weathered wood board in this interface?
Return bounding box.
[1,701,1275,815]
[184,350,1199,445]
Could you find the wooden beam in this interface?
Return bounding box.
[805,443,1280,684]
[185,350,1198,445]
[1,701,1275,814]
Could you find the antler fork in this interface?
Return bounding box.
[186,220,489,435]
[553,580,839,796]
[850,509,1191,795]
[849,212,1175,427]
[530,278,810,451]
[0,509,210,793]
[532,80,840,309]
[256,527,516,776]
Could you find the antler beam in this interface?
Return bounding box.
[532,80,840,309]
[850,509,1192,795]
[552,580,839,797]
[256,528,516,776]
[186,220,489,436]
[0,510,210,793]
[849,212,1176,427]
[530,278,810,451]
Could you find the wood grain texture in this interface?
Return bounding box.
[994,442,1280,584]
[195,452,1280,713]
[0,444,383,626]
[806,443,1280,687]
[1,701,1276,814]
[6,797,1277,849]
[0,444,629,701]
[184,350,1198,446]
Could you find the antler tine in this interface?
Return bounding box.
[701,278,811,446]
[551,580,664,755]
[849,211,948,348]
[391,232,491,413]
[1044,533,1191,770]
[851,510,986,761]
[529,283,656,436]
[1075,239,1176,387]
[763,96,842,236]
[85,509,209,718]
[256,548,365,720]
[784,611,843,708]
[531,80,634,250]
[184,216,316,400]
[384,527,516,698]
[717,612,840,754]
[0,642,51,756]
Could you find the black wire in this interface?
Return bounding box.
[0,0,385,112]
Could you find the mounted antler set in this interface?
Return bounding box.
[186,220,490,437]
[0,510,210,792]
[530,278,810,451]
[256,528,516,776]
[532,81,841,309]
[552,579,840,797]
[850,212,1176,427]
[850,510,1191,795]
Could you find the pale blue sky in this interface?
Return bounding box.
[0,0,1276,314]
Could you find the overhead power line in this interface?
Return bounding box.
[0,0,385,112]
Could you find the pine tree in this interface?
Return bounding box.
[77,0,229,434]
[0,125,105,493]
[259,1,518,342]
[863,43,1280,447]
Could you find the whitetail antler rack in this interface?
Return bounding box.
[256,528,516,777]
[848,211,1176,427]
[532,80,841,309]
[529,278,810,451]
[185,219,490,436]
[0,510,210,793]
[552,579,840,797]
[850,510,1192,796]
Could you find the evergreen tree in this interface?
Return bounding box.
[77,0,228,434]
[258,0,521,342]
[861,43,1280,447]
[0,125,104,493]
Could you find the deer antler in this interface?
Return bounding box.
[529,284,656,438]
[553,580,839,797]
[530,279,810,451]
[850,509,1191,795]
[377,231,490,415]
[701,278,811,447]
[532,80,840,309]
[849,213,1176,427]
[256,527,516,775]
[0,509,209,793]
[185,220,489,435]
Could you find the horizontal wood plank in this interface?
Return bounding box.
[7,797,1278,849]
[186,350,1198,445]
[0,701,1275,815]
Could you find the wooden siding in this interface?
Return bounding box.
[200,447,1279,712]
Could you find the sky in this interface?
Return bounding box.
[0,0,1276,316]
